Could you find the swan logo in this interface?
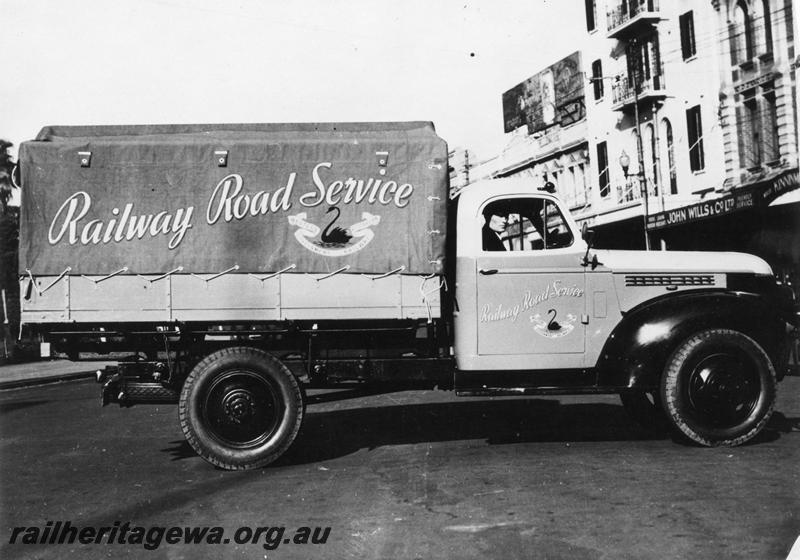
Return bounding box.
[530,309,578,338]
[287,206,381,257]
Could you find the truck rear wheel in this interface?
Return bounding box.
[660,329,776,447]
[179,347,304,470]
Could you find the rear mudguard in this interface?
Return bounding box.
[595,291,787,390]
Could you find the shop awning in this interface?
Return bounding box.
[646,168,799,231]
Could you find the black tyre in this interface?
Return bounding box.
[619,390,669,433]
[660,329,776,447]
[179,347,304,470]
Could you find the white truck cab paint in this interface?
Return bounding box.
[455,179,592,370]
[454,178,775,371]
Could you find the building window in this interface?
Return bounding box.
[732,1,754,64]
[762,0,773,55]
[591,59,604,100]
[686,105,705,172]
[560,167,572,206]
[644,123,658,196]
[571,163,588,208]
[744,94,761,168]
[662,118,677,195]
[679,11,697,60]
[762,90,779,162]
[585,0,596,31]
[596,141,610,197]
[737,95,758,169]
[627,34,662,91]
[737,87,779,169]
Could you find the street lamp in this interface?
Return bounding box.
[618,149,651,250]
[619,150,631,176]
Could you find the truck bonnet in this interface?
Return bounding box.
[594,249,773,276]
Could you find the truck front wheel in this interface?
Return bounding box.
[660,329,776,447]
[179,347,304,470]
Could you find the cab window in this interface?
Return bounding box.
[481,197,574,252]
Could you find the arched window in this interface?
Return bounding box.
[661,118,677,195]
[733,1,754,63]
[751,1,765,55]
[643,124,658,195]
[762,0,773,55]
[574,163,587,206]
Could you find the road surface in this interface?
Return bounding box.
[1,375,799,559]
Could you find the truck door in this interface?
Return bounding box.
[474,196,586,359]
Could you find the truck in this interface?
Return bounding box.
[17,122,797,470]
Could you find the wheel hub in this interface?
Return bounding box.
[202,369,282,448]
[222,389,256,424]
[688,352,759,427]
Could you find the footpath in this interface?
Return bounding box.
[0,359,115,390]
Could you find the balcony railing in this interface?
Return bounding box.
[611,71,667,110]
[617,177,642,204]
[615,176,658,206]
[607,0,661,39]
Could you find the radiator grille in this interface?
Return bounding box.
[625,275,715,287]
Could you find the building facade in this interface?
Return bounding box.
[586,0,731,250]
[465,0,798,289]
[448,148,472,199]
[644,0,798,288]
[653,0,800,290]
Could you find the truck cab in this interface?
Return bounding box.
[454,179,592,372]
[452,178,792,449]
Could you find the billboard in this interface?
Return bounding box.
[502,52,585,134]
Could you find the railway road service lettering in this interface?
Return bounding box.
[48,191,194,250]
[298,163,414,208]
[480,281,584,324]
[47,162,417,250]
[206,173,295,225]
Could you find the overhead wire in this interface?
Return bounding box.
[642,4,793,63]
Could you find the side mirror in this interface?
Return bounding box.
[580,223,598,269]
[581,223,595,247]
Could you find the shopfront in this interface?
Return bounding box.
[646,168,800,297]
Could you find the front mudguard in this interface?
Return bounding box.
[595,291,788,390]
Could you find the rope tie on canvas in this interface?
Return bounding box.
[419,273,444,324]
[82,267,128,284]
[370,266,405,280]
[140,267,184,283]
[316,266,350,281]
[248,264,297,282]
[191,265,240,282]
[40,267,72,294]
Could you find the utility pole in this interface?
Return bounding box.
[588,45,652,251]
[630,36,651,251]
[794,4,800,171]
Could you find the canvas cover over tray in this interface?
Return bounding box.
[19,122,448,276]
